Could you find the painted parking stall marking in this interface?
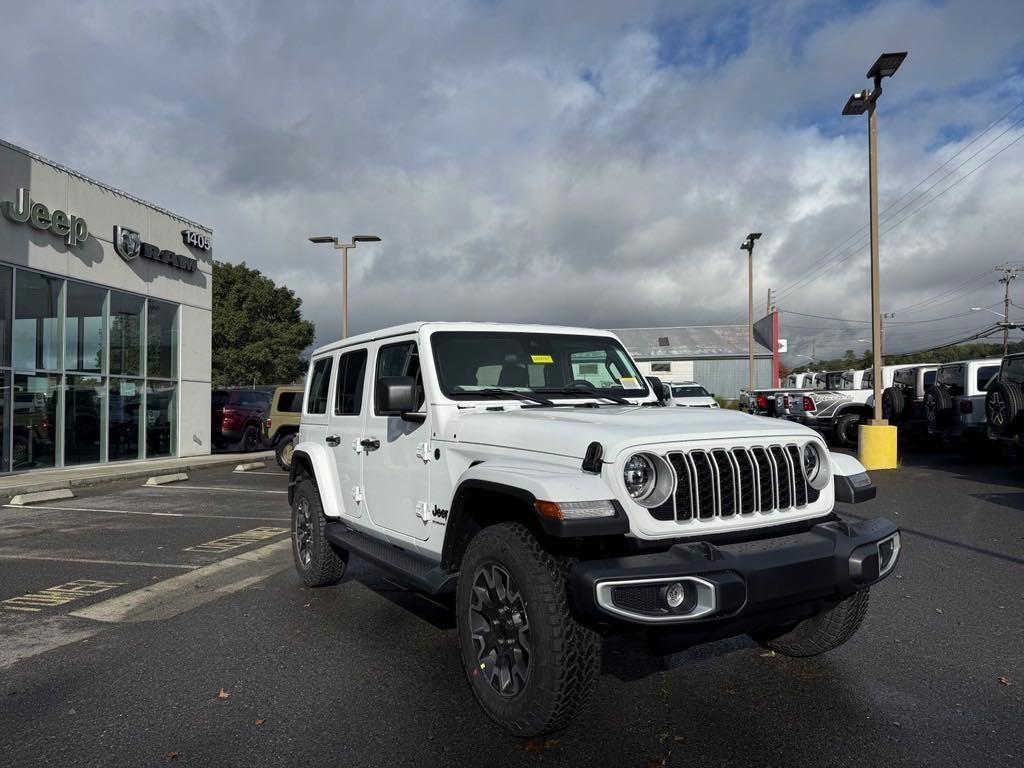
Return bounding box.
[185,527,289,554]
[1,579,125,613]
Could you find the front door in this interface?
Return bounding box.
[361,339,430,541]
[327,347,370,520]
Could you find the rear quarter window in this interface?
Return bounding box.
[276,391,303,412]
[977,365,999,392]
[306,357,334,414]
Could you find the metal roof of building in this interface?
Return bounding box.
[610,326,772,359]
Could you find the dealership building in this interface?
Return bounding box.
[0,139,213,474]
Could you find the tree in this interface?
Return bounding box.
[212,261,316,387]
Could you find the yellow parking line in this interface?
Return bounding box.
[184,526,289,554]
[1,579,125,613]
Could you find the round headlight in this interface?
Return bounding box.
[801,442,830,490]
[624,454,656,500]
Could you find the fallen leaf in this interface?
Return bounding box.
[646,759,666,768]
[525,739,545,753]
[935,608,943,614]
[256,718,267,726]
[217,688,232,700]
[759,650,777,657]
[673,736,685,742]
[167,752,180,762]
[67,707,76,715]
[998,677,1010,685]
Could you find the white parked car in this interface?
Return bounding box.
[288,322,900,736]
[663,380,719,408]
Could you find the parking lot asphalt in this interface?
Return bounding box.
[1,456,1021,767]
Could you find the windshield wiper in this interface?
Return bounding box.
[535,387,633,406]
[459,388,553,407]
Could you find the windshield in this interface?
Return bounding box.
[671,385,709,398]
[431,331,650,400]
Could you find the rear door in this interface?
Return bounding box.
[326,347,370,520]
[360,338,431,541]
[302,354,335,460]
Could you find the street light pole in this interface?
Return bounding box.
[740,233,762,392]
[843,51,906,425]
[308,234,382,338]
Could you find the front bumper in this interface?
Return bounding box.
[571,517,899,628]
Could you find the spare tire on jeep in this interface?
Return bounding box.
[881,387,905,423]
[986,380,1024,436]
[924,385,953,430]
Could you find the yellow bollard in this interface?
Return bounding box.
[858,424,898,470]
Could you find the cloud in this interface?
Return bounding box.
[1,0,1023,362]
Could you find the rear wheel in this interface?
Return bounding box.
[241,423,260,452]
[275,433,296,471]
[456,522,601,737]
[833,412,862,448]
[752,589,870,657]
[291,478,347,587]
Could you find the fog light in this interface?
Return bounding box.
[664,582,686,609]
[877,533,901,576]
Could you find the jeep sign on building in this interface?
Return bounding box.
[0,138,213,473]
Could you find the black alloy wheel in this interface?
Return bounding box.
[470,563,532,697]
[294,495,313,568]
[242,424,260,452]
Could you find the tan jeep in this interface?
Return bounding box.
[269,385,304,470]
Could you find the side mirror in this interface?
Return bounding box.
[377,376,420,419]
[646,376,669,405]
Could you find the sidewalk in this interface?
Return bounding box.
[0,451,277,501]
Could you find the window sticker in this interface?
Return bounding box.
[531,354,553,364]
[619,376,641,390]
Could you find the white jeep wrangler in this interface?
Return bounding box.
[288,322,900,736]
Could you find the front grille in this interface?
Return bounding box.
[653,443,819,524]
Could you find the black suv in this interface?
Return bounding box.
[211,389,272,451]
[985,353,1024,449]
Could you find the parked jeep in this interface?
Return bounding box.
[268,385,304,471]
[985,352,1024,450]
[924,358,1001,447]
[874,364,939,433]
[288,322,900,736]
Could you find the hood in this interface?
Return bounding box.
[445,405,816,460]
[672,396,718,407]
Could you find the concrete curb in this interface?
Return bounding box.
[145,473,190,486]
[9,488,75,506]
[0,451,274,502]
[233,462,267,472]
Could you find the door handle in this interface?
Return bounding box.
[325,434,341,447]
[360,437,381,452]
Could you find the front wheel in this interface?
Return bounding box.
[751,589,870,657]
[456,522,601,737]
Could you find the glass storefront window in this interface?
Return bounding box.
[110,292,143,377]
[109,378,143,462]
[14,271,62,371]
[146,381,176,458]
[12,373,59,470]
[66,283,106,373]
[0,371,7,472]
[147,301,177,379]
[0,265,11,367]
[65,375,105,465]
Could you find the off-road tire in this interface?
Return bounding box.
[275,433,296,471]
[986,380,1024,436]
[291,478,347,587]
[752,589,870,657]
[924,385,953,430]
[456,522,601,737]
[241,423,260,452]
[881,387,905,423]
[833,412,862,448]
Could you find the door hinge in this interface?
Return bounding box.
[352,485,364,503]
[352,438,364,454]
[416,441,432,462]
[416,501,430,523]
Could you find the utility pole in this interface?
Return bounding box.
[998,267,1019,356]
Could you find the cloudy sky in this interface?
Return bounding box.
[2,0,1023,362]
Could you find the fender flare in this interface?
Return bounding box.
[288,442,346,518]
[440,461,628,570]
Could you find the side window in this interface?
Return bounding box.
[334,349,368,416]
[977,365,999,392]
[306,356,334,414]
[923,371,936,388]
[375,341,423,412]
[277,391,302,413]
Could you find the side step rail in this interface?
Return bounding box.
[324,522,457,595]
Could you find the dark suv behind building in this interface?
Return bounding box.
[211,389,272,451]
